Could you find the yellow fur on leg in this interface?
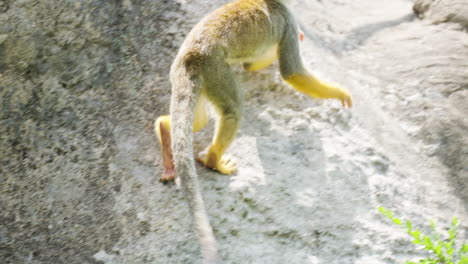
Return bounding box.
[243,45,278,72]
[197,145,237,175]
[243,55,277,72]
[193,94,209,132]
[155,115,171,144]
[285,73,352,107]
[244,31,305,72]
[197,111,239,175]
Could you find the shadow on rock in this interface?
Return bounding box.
[300,13,415,55]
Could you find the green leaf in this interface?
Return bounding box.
[451,217,458,227]
[444,241,453,249]
[445,241,454,255]
[406,220,413,232]
[461,243,468,253]
[448,228,456,241]
[422,236,434,250]
[377,208,466,264]
[434,244,442,254]
[378,206,393,220]
[460,256,468,264]
[377,206,387,215]
[393,217,403,226]
[410,230,422,244]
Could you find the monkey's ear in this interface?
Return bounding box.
[299,31,304,41]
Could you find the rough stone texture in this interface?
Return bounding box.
[0,0,200,263]
[1,0,467,264]
[414,0,468,29]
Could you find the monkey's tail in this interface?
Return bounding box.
[170,66,220,264]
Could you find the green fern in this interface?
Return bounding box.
[378,206,468,264]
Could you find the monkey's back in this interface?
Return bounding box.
[174,0,295,66]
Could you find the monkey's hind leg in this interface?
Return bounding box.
[197,110,239,174]
[155,115,175,182]
[197,61,240,175]
[193,94,209,133]
[155,95,209,182]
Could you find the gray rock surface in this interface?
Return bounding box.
[1,0,467,263]
[414,0,468,29]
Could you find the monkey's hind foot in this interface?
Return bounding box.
[160,167,176,183]
[197,153,237,175]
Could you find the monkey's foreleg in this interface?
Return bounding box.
[155,115,176,182]
[278,24,352,107]
[285,73,352,108]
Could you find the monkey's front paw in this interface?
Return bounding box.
[319,81,353,108]
[197,154,237,175]
[340,90,352,108]
[334,86,352,108]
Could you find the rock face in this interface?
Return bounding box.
[0,1,199,263]
[1,0,467,264]
[414,0,468,29]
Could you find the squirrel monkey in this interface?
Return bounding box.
[154,0,352,263]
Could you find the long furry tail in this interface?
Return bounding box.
[170,65,220,264]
